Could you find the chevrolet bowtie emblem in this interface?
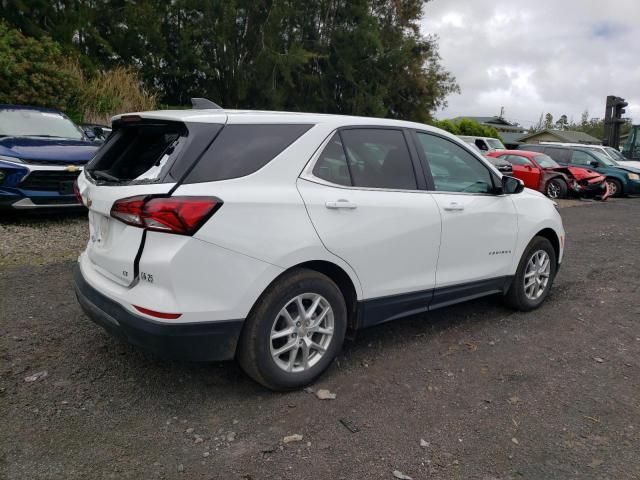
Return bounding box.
[65,165,80,172]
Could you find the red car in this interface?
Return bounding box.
[487,150,609,200]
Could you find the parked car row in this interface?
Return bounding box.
[518,144,640,198]
[456,135,640,200]
[487,150,609,200]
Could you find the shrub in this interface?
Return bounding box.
[0,22,81,111]
[77,66,158,125]
[431,117,502,140]
[0,21,156,125]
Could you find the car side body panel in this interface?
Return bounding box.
[74,110,565,336]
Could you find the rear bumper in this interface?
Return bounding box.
[73,264,243,361]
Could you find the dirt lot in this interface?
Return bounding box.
[1,199,640,479]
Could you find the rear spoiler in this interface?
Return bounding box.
[191,98,222,109]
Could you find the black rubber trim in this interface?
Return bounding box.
[355,276,513,328]
[73,264,243,361]
[429,276,512,311]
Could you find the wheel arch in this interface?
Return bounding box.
[249,260,360,330]
[291,260,359,329]
[535,227,560,265]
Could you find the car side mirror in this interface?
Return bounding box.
[589,160,599,168]
[83,128,96,140]
[501,175,525,194]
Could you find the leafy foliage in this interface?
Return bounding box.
[432,118,502,140]
[0,21,157,123]
[0,0,458,122]
[0,22,81,111]
[75,66,158,125]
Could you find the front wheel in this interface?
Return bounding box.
[605,178,623,197]
[237,269,347,391]
[504,236,557,311]
[545,178,568,199]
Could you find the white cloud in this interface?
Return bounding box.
[421,0,640,127]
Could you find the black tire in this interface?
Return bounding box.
[237,269,347,391]
[504,236,557,311]
[545,178,568,199]
[605,178,623,197]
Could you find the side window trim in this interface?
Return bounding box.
[407,128,435,190]
[301,126,427,192]
[411,129,500,195]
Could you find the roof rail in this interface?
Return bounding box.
[190,98,223,109]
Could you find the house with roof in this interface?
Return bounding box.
[517,129,601,145]
[448,116,527,148]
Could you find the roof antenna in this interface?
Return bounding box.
[190,98,223,109]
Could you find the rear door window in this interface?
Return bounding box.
[184,124,312,183]
[312,133,352,186]
[338,128,417,190]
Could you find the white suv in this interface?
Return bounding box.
[73,106,565,390]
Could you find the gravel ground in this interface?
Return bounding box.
[1,199,640,479]
[0,212,87,268]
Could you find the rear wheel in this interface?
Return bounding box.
[605,178,623,197]
[237,269,347,391]
[504,236,557,311]
[545,178,568,199]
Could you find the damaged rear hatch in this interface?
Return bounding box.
[77,112,226,286]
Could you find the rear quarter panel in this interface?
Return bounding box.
[172,123,364,299]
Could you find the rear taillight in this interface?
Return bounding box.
[110,196,221,235]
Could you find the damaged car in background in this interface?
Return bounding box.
[487,150,609,200]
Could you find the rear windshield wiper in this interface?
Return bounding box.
[92,170,120,182]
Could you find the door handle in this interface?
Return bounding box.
[325,199,357,209]
[443,202,464,211]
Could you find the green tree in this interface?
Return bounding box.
[1,0,459,122]
[0,21,81,111]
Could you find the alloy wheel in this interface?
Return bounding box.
[606,179,618,196]
[523,249,551,300]
[269,293,334,373]
[547,182,560,198]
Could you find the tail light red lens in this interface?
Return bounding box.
[133,305,182,319]
[110,196,221,235]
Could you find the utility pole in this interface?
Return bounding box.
[603,95,628,148]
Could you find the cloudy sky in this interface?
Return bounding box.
[421,0,640,127]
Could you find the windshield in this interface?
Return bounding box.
[590,149,617,166]
[534,154,559,168]
[604,146,627,162]
[487,138,505,149]
[0,109,84,140]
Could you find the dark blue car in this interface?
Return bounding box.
[0,104,100,210]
